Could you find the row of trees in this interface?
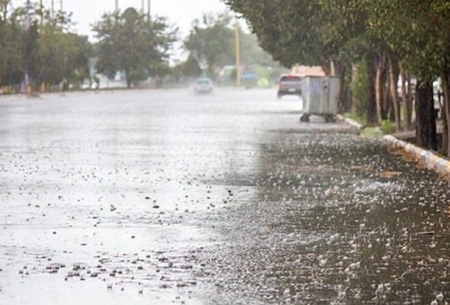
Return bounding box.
[0,1,177,91]
[0,1,91,91]
[95,10,283,87]
[0,1,281,91]
[225,0,450,156]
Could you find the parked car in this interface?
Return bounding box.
[276,74,303,99]
[194,78,214,94]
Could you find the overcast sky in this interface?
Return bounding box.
[14,0,230,38]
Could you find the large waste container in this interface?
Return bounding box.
[300,76,340,123]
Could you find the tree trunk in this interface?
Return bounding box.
[441,88,448,156]
[383,66,390,120]
[330,60,336,76]
[2,1,9,20]
[442,70,450,156]
[401,71,413,130]
[388,57,401,131]
[385,71,393,121]
[322,61,331,76]
[366,54,378,124]
[415,80,437,150]
[339,64,352,113]
[333,60,351,113]
[375,54,385,123]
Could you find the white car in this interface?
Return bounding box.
[194,78,214,94]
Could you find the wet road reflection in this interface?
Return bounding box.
[0,89,449,304]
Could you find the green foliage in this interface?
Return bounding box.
[350,61,368,117]
[225,0,344,69]
[380,119,396,134]
[0,3,92,91]
[361,127,383,137]
[93,8,177,88]
[343,112,365,125]
[184,11,281,80]
[239,32,278,68]
[180,55,202,78]
[184,12,234,79]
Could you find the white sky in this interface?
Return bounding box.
[13,0,230,38]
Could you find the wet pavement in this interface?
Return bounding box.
[1,89,450,305]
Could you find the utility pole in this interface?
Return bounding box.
[141,0,144,12]
[147,0,150,19]
[115,0,118,11]
[60,0,63,11]
[51,0,54,18]
[234,20,241,87]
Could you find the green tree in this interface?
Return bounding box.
[0,7,27,89]
[93,8,177,88]
[181,54,202,78]
[239,33,278,68]
[184,11,282,82]
[226,1,342,70]
[361,0,449,152]
[226,0,450,153]
[184,12,235,79]
[225,0,362,114]
[0,3,92,92]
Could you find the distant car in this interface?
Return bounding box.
[194,78,214,94]
[277,74,303,99]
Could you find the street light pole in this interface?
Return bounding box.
[235,20,241,87]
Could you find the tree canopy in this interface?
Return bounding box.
[183,11,282,80]
[93,8,177,88]
[183,12,235,78]
[0,2,91,91]
[225,0,450,155]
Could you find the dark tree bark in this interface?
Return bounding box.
[336,61,352,113]
[366,54,378,125]
[415,80,437,151]
[401,71,413,130]
[442,70,450,156]
[375,54,385,123]
[388,56,401,131]
[340,64,352,113]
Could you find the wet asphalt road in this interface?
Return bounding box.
[1,89,450,305]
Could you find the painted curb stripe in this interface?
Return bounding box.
[384,135,450,176]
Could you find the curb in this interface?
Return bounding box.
[336,114,364,130]
[0,94,28,102]
[384,135,450,176]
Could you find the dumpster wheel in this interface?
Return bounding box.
[324,114,336,123]
[300,114,310,123]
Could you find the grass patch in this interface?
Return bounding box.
[343,112,397,137]
[361,127,383,137]
[380,120,396,134]
[343,112,366,125]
